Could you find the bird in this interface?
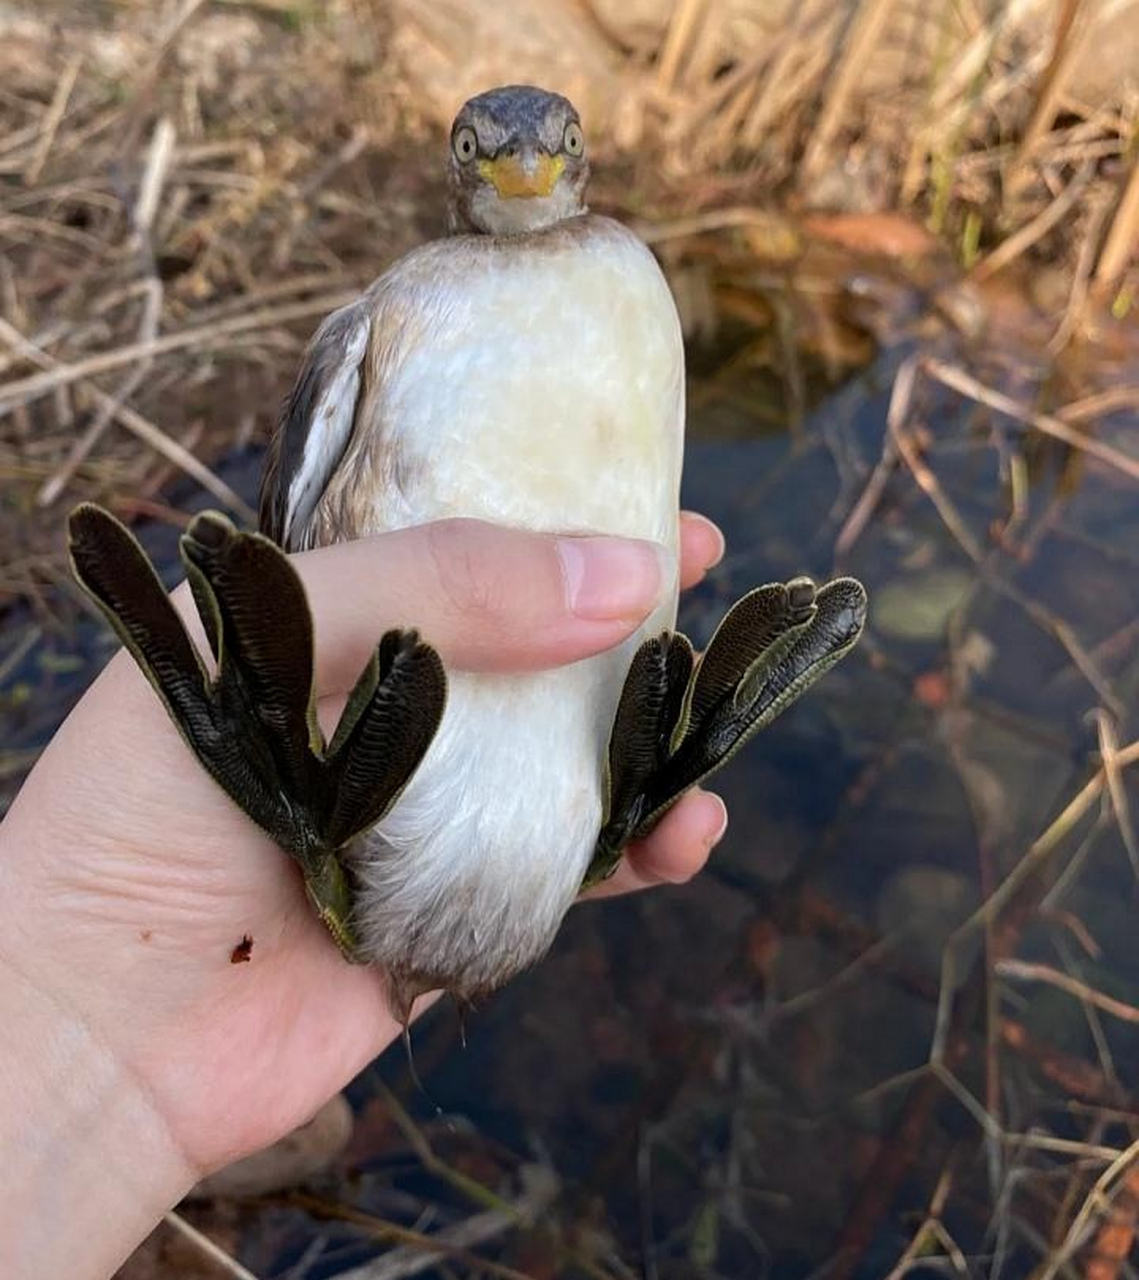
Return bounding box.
[68,85,867,1017]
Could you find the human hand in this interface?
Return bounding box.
[0,511,726,1280]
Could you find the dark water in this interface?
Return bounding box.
[4,331,1139,1279]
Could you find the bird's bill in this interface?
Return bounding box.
[478,152,565,199]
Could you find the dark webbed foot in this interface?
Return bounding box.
[68,504,446,958]
[588,575,867,886]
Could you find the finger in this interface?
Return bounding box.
[581,789,727,900]
[679,511,725,591]
[175,518,673,696]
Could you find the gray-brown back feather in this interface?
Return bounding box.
[260,300,370,545]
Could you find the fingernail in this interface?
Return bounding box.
[703,795,729,850]
[684,511,726,569]
[558,536,671,622]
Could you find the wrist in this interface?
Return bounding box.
[0,950,197,1280]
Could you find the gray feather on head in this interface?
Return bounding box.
[447,84,590,236]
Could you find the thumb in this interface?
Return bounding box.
[253,519,673,694]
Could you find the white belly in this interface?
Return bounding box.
[310,216,685,994]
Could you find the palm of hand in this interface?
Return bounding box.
[0,517,723,1177]
[5,651,399,1174]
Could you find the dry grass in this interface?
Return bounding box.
[0,0,1135,604]
[0,0,435,602]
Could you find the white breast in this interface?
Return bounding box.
[310,216,685,995]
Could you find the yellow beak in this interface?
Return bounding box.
[478,153,565,199]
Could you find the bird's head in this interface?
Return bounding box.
[447,85,589,236]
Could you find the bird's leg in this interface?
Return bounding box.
[586,576,867,887]
[68,505,447,958]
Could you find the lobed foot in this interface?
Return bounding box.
[587,575,868,886]
[68,504,446,958]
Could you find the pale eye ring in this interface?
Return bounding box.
[452,125,478,163]
[563,121,584,157]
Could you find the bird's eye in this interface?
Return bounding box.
[563,121,584,157]
[452,126,478,163]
